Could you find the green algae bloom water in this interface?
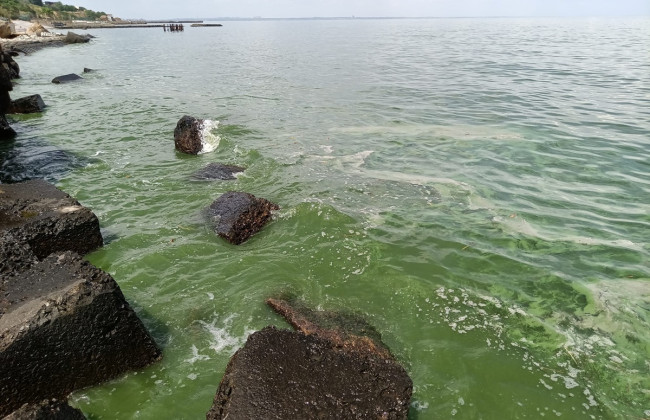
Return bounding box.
[3,17,648,419]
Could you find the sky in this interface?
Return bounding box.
[72,0,650,20]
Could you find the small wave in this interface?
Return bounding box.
[184,344,210,365]
[330,124,523,141]
[198,120,221,154]
[198,314,255,355]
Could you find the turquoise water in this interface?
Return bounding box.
[3,17,649,419]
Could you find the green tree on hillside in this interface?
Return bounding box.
[0,0,107,20]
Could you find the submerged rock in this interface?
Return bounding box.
[0,252,162,416]
[207,323,412,419]
[0,179,103,259]
[192,163,245,180]
[207,191,278,245]
[51,74,82,84]
[266,297,393,358]
[173,115,213,155]
[8,94,46,114]
[4,398,86,420]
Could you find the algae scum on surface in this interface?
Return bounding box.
[6,17,649,419]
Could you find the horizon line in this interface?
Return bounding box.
[137,14,649,21]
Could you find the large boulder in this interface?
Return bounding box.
[64,31,91,44]
[8,94,46,114]
[207,191,278,245]
[192,163,245,180]
[4,398,86,420]
[0,251,163,416]
[0,22,14,39]
[207,324,412,419]
[51,74,82,84]
[0,179,103,259]
[174,115,209,155]
[27,23,49,37]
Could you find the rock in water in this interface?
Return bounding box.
[0,114,16,140]
[64,32,91,44]
[51,74,82,84]
[207,191,278,245]
[173,115,214,155]
[192,163,245,180]
[8,94,46,114]
[0,180,103,259]
[0,252,162,416]
[4,398,86,420]
[206,326,412,420]
[0,44,20,79]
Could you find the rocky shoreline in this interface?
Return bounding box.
[0,31,413,418]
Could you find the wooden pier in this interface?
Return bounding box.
[163,24,184,32]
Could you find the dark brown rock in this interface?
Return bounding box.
[0,180,103,259]
[174,115,207,155]
[51,74,83,84]
[0,46,16,141]
[4,398,86,420]
[0,45,20,79]
[0,114,16,140]
[192,163,245,180]
[206,326,412,420]
[207,191,278,245]
[8,94,46,114]
[0,252,162,416]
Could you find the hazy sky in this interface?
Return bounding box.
[73,0,650,20]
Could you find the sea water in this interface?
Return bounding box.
[2,17,649,419]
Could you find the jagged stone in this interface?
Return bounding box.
[51,74,82,84]
[27,24,49,37]
[192,163,245,180]
[207,191,278,245]
[8,94,46,114]
[0,252,162,416]
[0,179,103,259]
[4,398,86,420]
[206,326,412,420]
[0,45,20,79]
[0,114,16,140]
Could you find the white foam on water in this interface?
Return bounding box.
[199,314,255,355]
[319,145,334,154]
[198,120,220,154]
[184,344,210,365]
